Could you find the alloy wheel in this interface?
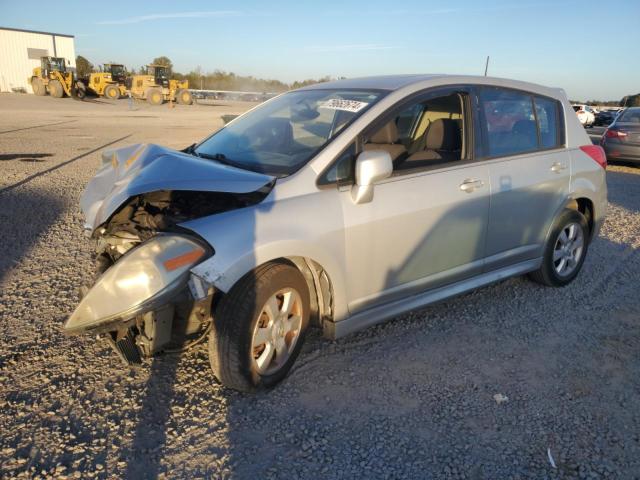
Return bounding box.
[553,222,584,277]
[251,288,303,375]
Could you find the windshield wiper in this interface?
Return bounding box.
[194,151,243,169]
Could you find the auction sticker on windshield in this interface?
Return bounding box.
[319,98,369,113]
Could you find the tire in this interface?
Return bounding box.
[48,80,65,98]
[175,89,193,105]
[74,82,87,100]
[48,79,64,98]
[104,84,120,99]
[31,77,46,96]
[146,88,163,105]
[209,261,310,392]
[529,209,589,287]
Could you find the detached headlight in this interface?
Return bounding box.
[64,235,209,334]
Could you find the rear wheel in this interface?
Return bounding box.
[48,79,64,98]
[209,262,310,392]
[31,77,46,96]
[104,84,121,99]
[175,89,193,105]
[529,209,589,287]
[146,88,163,105]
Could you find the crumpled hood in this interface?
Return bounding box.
[81,143,274,231]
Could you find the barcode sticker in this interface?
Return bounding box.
[319,99,369,113]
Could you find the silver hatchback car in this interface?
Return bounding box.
[65,75,607,392]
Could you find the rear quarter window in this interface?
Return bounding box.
[533,96,564,149]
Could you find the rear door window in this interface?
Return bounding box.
[479,88,538,157]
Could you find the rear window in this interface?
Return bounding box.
[479,87,564,157]
[618,108,640,123]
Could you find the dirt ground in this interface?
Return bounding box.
[1,92,639,479]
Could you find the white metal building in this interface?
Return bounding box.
[0,26,76,94]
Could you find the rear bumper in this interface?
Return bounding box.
[603,142,640,163]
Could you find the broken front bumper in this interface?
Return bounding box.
[64,234,214,363]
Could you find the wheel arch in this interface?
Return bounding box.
[191,244,348,329]
[566,197,594,238]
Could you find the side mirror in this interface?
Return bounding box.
[351,150,393,204]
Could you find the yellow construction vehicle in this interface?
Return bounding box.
[126,64,192,105]
[81,64,128,99]
[29,56,84,99]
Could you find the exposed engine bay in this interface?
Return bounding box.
[94,189,269,272]
[87,188,271,366]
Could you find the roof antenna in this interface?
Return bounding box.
[484,56,490,76]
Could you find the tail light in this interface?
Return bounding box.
[604,128,627,138]
[579,145,607,169]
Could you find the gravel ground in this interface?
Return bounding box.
[1,93,640,479]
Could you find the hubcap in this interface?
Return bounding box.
[553,222,584,277]
[251,288,303,375]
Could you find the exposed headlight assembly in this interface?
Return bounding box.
[64,235,210,334]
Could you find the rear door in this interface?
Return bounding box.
[477,87,571,271]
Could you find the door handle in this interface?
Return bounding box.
[459,179,484,193]
[550,162,567,173]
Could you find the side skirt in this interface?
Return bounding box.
[324,258,542,340]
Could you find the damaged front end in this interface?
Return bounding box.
[64,143,274,365]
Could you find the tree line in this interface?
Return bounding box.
[76,55,640,101]
[75,55,333,92]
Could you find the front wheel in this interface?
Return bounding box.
[209,262,310,392]
[48,79,64,98]
[529,209,589,287]
[146,88,163,105]
[104,84,120,99]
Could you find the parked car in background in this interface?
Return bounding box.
[594,110,617,127]
[573,104,596,127]
[65,75,607,392]
[601,107,640,163]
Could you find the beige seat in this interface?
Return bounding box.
[363,121,407,163]
[397,118,461,170]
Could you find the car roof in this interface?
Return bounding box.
[298,74,565,99]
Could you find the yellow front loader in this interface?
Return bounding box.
[126,64,192,105]
[29,57,83,99]
[81,64,128,99]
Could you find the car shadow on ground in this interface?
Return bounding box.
[0,188,65,285]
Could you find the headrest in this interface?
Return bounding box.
[369,121,399,144]
[425,118,460,151]
[512,119,537,137]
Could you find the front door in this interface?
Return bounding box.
[340,165,490,313]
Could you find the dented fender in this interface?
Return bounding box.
[183,185,350,322]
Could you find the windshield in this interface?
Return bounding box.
[194,89,385,176]
[110,65,125,76]
[618,108,640,123]
[48,58,65,71]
